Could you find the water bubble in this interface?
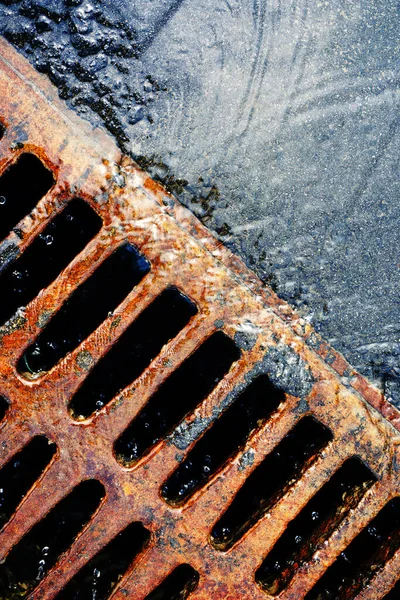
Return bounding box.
[127,441,138,460]
[37,551,47,581]
[294,535,302,544]
[44,234,53,246]
[367,525,381,539]
[311,511,320,521]
[341,551,351,563]
[92,567,101,600]
[216,526,231,540]
[0,196,6,205]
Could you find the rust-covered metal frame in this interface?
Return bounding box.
[0,38,399,599]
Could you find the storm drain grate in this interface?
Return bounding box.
[0,38,400,600]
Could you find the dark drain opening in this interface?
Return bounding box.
[17,243,151,377]
[145,564,199,600]
[161,375,285,506]
[55,522,150,600]
[0,198,102,327]
[70,287,197,420]
[211,416,333,551]
[255,457,377,595]
[115,332,241,466]
[306,496,400,600]
[0,153,55,241]
[0,396,8,422]
[0,122,4,140]
[0,436,56,530]
[0,480,105,598]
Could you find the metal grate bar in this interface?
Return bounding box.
[95,315,218,443]
[31,498,133,600]
[0,459,79,561]
[0,420,34,469]
[281,484,395,599]
[228,443,349,568]
[355,549,400,600]
[111,546,183,600]
[186,395,303,527]
[56,274,172,406]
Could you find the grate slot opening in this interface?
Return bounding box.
[17,243,151,377]
[210,416,333,551]
[54,522,151,600]
[0,479,105,598]
[0,198,102,327]
[115,331,241,466]
[161,375,285,506]
[305,496,400,600]
[0,153,55,241]
[384,578,400,599]
[0,435,57,531]
[145,564,200,600]
[0,396,8,422]
[69,287,197,420]
[255,457,377,595]
[0,122,4,140]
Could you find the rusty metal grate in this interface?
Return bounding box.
[0,38,400,600]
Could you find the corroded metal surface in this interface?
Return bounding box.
[0,38,400,599]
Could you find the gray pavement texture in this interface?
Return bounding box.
[0,0,399,405]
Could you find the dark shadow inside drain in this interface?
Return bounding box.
[305,496,400,600]
[55,522,150,600]
[210,416,333,551]
[0,479,105,598]
[0,436,57,530]
[70,287,197,420]
[0,153,55,241]
[17,243,151,377]
[161,375,285,506]
[0,198,102,327]
[0,396,8,423]
[115,331,241,466]
[0,122,4,140]
[256,457,377,596]
[145,564,199,600]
